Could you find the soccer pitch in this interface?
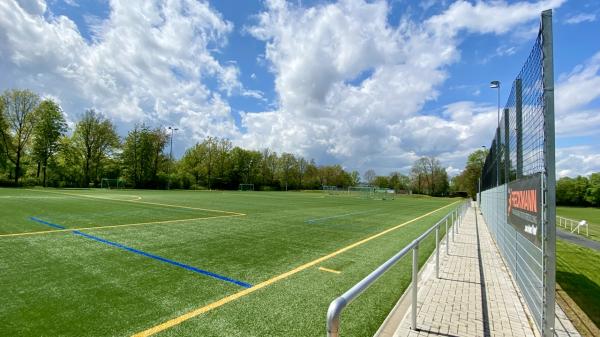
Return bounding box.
[0,188,459,337]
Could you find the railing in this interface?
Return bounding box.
[557,216,589,237]
[326,201,470,337]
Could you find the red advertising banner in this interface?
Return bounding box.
[507,173,542,247]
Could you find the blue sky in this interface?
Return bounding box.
[1,0,599,177]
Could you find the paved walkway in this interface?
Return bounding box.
[556,228,600,251]
[381,204,580,337]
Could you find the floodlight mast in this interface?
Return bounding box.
[478,145,486,205]
[167,126,179,190]
[490,80,500,186]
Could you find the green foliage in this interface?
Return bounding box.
[372,175,389,188]
[585,173,600,207]
[0,89,41,184]
[452,148,488,199]
[121,124,168,188]
[72,109,120,187]
[32,99,67,186]
[556,175,600,207]
[0,87,457,191]
[410,156,449,196]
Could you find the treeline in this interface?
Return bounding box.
[1,89,453,193]
[556,174,600,207]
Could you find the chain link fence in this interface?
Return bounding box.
[479,10,555,337]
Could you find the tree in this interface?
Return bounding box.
[411,156,449,196]
[0,99,7,172]
[556,176,589,206]
[452,148,488,199]
[411,158,428,194]
[121,125,168,188]
[32,100,67,187]
[363,169,376,185]
[297,157,308,189]
[389,172,410,192]
[278,153,296,191]
[0,89,40,184]
[180,143,206,187]
[72,109,119,187]
[585,173,600,207]
[372,176,389,188]
[350,170,360,186]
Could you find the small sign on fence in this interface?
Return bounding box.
[507,173,542,247]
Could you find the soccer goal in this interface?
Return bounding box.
[101,178,124,189]
[322,185,341,195]
[239,183,254,191]
[374,188,395,200]
[348,186,375,198]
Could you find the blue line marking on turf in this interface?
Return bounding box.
[29,216,252,288]
[305,210,377,224]
[30,217,67,230]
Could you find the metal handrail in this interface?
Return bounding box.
[326,201,470,337]
[556,215,589,236]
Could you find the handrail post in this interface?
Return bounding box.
[451,212,455,242]
[445,218,449,254]
[435,226,440,279]
[411,243,419,330]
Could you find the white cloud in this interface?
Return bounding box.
[556,146,600,178]
[0,0,242,142]
[242,0,559,174]
[565,13,596,25]
[426,0,565,36]
[555,51,600,136]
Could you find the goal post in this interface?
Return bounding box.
[374,188,395,200]
[101,178,125,189]
[348,186,375,198]
[239,183,254,191]
[322,185,340,195]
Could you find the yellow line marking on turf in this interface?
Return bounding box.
[26,189,245,216]
[0,214,246,238]
[132,201,460,337]
[318,266,341,274]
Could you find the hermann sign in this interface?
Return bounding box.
[507,173,543,247]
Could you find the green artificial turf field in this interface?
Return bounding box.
[556,239,600,328]
[0,188,461,337]
[557,206,600,242]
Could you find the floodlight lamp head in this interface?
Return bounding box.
[490,80,500,88]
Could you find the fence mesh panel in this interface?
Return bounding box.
[479,11,555,337]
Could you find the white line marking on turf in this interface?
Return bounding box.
[305,209,377,223]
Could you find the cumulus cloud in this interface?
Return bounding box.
[555,51,600,136]
[565,13,596,25]
[242,0,559,173]
[556,146,600,178]
[426,0,565,36]
[1,0,581,176]
[0,0,242,142]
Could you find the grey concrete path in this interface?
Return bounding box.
[556,228,600,251]
[383,204,580,337]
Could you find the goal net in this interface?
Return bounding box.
[322,185,341,195]
[374,188,395,200]
[101,178,124,189]
[348,186,375,198]
[239,183,254,191]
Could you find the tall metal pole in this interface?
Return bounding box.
[167,127,178,190]
[541,9,556,337]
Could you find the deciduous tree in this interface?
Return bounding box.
[0,89,40,184]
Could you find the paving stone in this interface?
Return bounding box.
[387,204,581,337]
